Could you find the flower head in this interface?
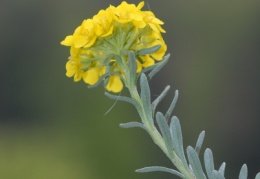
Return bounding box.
[61,1,167,93]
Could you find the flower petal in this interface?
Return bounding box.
[142,55,155,67]
[137,1,145,9]
[61,35,73,46]
[136,60,142,73]
[106,75,123,93]
[83,67,100,85]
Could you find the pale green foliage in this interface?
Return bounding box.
[101,50,259,179]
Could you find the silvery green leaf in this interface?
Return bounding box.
[170,116,188,167]
[218,162,226,176]
[137,45,161,56]
[103,54,114,66]
[136,166,184,178]
[112,54,125,68]
[140,73,153,122]
[187,146,206,179]
[255,172,260,179]
[195,131,205,155]
[152,85,171,115]
[119,122,145,129]
[156,112,173,152]
[128,51,137,86]
[204,148,215,178]
[239,164,248,179]
[165,90,179,121]
[148,53,171,79]
[141,63,159,73]
[212,170,225,179]
[105,92,139,108]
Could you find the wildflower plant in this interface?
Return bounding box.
[61,1,260,179]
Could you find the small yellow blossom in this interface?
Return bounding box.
[93,10,114,37]
[141,55,155,68]
[61,1,167,93]
[82,67,100,85]
[106,75,123,93]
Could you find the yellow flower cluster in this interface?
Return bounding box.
[61,1,167,93]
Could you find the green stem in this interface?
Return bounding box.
[127,84,195,179]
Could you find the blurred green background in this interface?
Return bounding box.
[0,0,259,178]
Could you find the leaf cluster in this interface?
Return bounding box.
[105,51,259,179]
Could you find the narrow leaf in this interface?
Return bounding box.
[112,54,125,68]
[218,162,226,176]
[156,112,173,152]
[128,51,137,86]
[140,73,153,122]
[152,85,171,114]
[103,54,114,66]
[105,92,139,108]
[255,172,260,179]
[148,53,170,79]
[137,45,161,56]
[165,90,179,121]
[136,166,184,178]
[204,148,215,178]
[119,122,144,129]
[195,131,205,155]
[170,116,188,167]
[141,62,160,73]
[239,164,248,179]
[212,170,225,179]
[187,146,206,179]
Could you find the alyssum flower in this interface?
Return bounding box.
[61,2,260,179]
[61,1,167,93]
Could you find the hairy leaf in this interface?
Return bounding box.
[140,73,153,123]
[195,131,205,155]
[170,116,188,166]
[255,172,260,179]
[148,53,170,79]
[128,51,137,86]
[239,164,248,179]
[152,85,171,114]
[187,146,205,179]
[137,45,161,56]
[105,92,139,108]
[165,90,179,121]
[112,54,125,68]
[156,112,173,152]
[119,122,144,129]
[204,148,215,178]
[136,166,184,178]
[218,162,226,176]
[212,170,225,179]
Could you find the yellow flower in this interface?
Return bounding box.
[108,1,146,28]
[66,58,83,82]
[61,1,167,93]
[141,55,155,68]
[142,11,166,33]
[152,39,167,61]
[106,75,123,93]
[93,10,114,37]
[61,20,97,48]
[83,67,100,85]
[136,60,143,73]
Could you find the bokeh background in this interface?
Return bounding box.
[0,0,259,178]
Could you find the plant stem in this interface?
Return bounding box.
[127,85,195,179]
